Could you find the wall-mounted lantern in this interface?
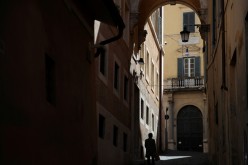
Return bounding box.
[180,26,190,42]
[180,24,210,42]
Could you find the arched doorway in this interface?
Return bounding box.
[177,105,203,152]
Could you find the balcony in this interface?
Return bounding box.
[163,77,205,93]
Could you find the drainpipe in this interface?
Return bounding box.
[95,24,125,57]
[63,0,125,58]
[94,0,125,57]
[159,47,163,153]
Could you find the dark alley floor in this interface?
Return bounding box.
[134,150,209,165]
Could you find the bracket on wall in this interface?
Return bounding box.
[88,42,106,63]
[138,30,147,49]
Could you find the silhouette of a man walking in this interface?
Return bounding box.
[145,133,157,165]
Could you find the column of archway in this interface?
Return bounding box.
[167,99,175,149]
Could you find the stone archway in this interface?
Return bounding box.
[136,0,207,28]
[130,0,208,50]
[177,105,203,152]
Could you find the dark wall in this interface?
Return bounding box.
[0,0,97,164]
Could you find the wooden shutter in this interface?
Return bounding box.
[189,13,195,32]
[195,56,200,77]
[177,58,184,78]
[183,12,195,32]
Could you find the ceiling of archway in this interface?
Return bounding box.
[137,0,206,29]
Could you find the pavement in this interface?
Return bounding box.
[132,150,209,165]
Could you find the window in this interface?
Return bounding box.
[145,51,150,79]
[150,8,162,44]
[183,12,195,32]
[123,75,129,101]
[140,44,145,71]
[123,132,128,152]
[177,56,200,78]
[158,7,162,44]
[215,103,218,125]
[140,99,144,119]
[45,54,56,105]
[99,50,107,76]
[114,62,120,91]
[184,58,195,77]
[113,125,118,146]
[152,114,155,131]
[146,106,149,125]
[99,114,105,139]
[230,49,237,114]
[156,73,159,96]
[151,62,155,91]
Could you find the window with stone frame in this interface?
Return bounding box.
[113,125,118,147]
[152,114,155,131]
[177,56,200,78]
[145,51,150,80]
[151,62,155,91]
[140,98,144,119]
[123,132,128,152]
[45,54,56,106]
[123,75,129,101]
[99,49,108,77]
[114,61,120,91]
[156,72,159,97]
[99,114,105,139]
[146,106,149,125]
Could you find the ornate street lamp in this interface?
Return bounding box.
[180,24,210,43]
[180,26,190,42]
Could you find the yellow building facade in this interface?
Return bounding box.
[162,4,208,152]
[130,8,165,160]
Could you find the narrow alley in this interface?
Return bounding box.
[0,0,248,165]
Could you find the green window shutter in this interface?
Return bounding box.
[177,58,184,78]
[183,13,187,27]
[189,13,195,32]
[195,56,200,77]
[183,12,195,32]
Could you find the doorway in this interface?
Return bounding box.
[177,105,203,152]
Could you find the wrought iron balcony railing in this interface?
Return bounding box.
[163,76,205,92]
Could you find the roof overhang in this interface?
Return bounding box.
[81,0,125,28]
